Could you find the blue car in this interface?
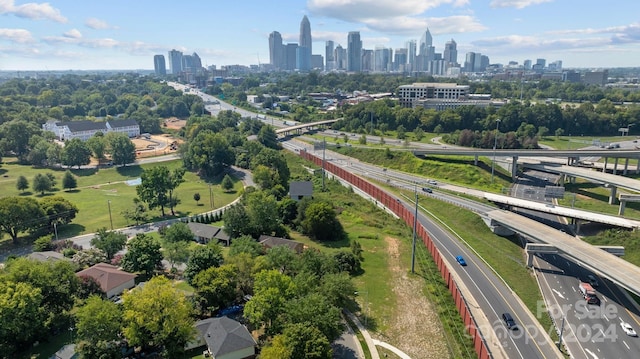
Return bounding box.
[456,255,467,266]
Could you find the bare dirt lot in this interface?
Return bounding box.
[379,236,449,359]
[164,117,187,130]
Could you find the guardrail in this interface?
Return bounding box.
[299,149,491,359]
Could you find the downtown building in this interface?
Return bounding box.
[153,55,166,76]
[347,31,362,72]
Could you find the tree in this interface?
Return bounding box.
[136,166,185,217]
[91,228,127,260]
[86,134,107,161]
[122,276,195,357]
[40,196,79,232]
[0,197,45,243]
[359,134,367,145]
[221,174,234,192]
[121,233,163,276]
[106,132,136,166]
[62,170,77,190]
[193,192,201,205]
[244,269,296,335]
[191,264,238,313]
[62,138,91,168]
[162,222,194,243]
[75,296,122,359]
[282,293,343,342]
[162,241,190,270]
[182,130,235,177]
[32,173,53,195]
[302,201,344,241]
[261,324,332,359]
[414,127,425,141]
[16,175,29,193]
[0,281,45,357]
[184,243,224,284]
[257,125,279,149]
[222,203,250,239]
[228,235,264,258]
[0,119,41,162]
[73,248,108,269]
[121,198,149,225]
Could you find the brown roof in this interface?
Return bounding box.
[76,263,136,293]
[259,235,304,253]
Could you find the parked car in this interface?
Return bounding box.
[455,255,467,266]
[621,322,637,337]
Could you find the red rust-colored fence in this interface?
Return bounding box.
[300,150,491,359]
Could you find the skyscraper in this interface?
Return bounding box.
[418,29,435,71]
[347,31,362,72]
[443,39,457,65]
[394,48,407,72]
[153,55,166,76]
[335,45,346,70]
[297,15,312,71]
[325,40,335,71]
[406,40,416,71]
[374,46,392,72]
[285,43,298,71]
[168,49,183,75]
[269,31,285,70]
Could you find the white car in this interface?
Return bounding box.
[620,322,637,337]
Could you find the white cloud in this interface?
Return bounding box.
[366,15,486,35]
[85,17,114,30]
[0,0,66,22]
[63,28,82,39]
[490,0,554,9]
[307,0,468,23]
[0,28,34,43]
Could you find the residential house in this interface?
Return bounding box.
[289,181,313,201]
[259,235,304,254]
[187,222,231,246]
[75,263,136,299]
[186,317,256,359]
[43,118,140,141]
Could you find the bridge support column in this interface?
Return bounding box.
[575,219,581,233]
[619,200,627,216]
[623,158,629,175]
[474,154,478,166]
[609,186,618,205]
[603,157,608,173]
[637,161,640,175]
[527,252,534,267]
[613,158,619,175]
[511,156,518,181]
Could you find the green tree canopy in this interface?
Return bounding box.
[90,228,127,260]
[16,175,29,192]
[184,243,224,284]
[106,132,136,166]
[191,264,238,314]
[61,138,91,169]
[161,222,194,243]
[75,295,122,358]
[244,269,296,335]
[0,196,45,243]
[0,281,45,357]
[182,130,235,177]
[136,166,185,217]
[302,200,344,241]
[32,173,53,195]
[61,170,77,190]
[121,233,163,276]
[39,196,79,232]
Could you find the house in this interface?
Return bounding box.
[187,222,231,246]
[186,317,256,359]
[259,235,304,254]
[75,263,136,298]
[42,118,140,141]
[52,344,78,359]
[289,181,313,201]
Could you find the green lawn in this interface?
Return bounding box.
[0,159,243,240]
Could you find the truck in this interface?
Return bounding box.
[579,282,600,305]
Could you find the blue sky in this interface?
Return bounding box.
[1,0,639,70]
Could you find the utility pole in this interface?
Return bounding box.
[107,200,114,231]
[557,314,566,349]
[411,184,418,273]
[322,137,326,191]
[209,184,213,209]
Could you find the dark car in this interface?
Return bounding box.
[422,187,433,193]
[455,255,467,266]
[502,313,517,330]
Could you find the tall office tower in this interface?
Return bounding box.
[335,44,346,70]
[361,49,373,72]
[269,31,285,70]
[464,52,476,72]
[523,59,532,70]
[347,31,362,72]
[406,40,416,71]
[473,53,483,72]
[168,49,183,74]
[311,54,324,70]
[536,58,546,68]
[182,52,201,73]
[297,15,312,71]
[153,55,166,76]
[285,43,298,71]
[325,40,335,71]
[443,39,457,65]
[394,48,407,72]
[480,55,490,72]
[374,46,392,72]
[417,29,435,71]
[548,60,562,71]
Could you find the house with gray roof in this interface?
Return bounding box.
[289,180,313,201]
[43,118,140,141]
[259,235,304,254]
[186,317,256,359]
[187,222,231,246]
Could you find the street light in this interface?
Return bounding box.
[107,200,114,231]
[491,119,501,183]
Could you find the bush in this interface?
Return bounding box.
[33,235,53,252]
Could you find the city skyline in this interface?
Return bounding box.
[1,0,639,71]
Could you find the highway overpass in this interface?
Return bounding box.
[412,148,640,159]
[276,119,338,136]
[486,209,640,297]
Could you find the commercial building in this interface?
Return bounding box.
[43,119,140,141]
[297,15,312,71]
[153,55,166,76]
[168,49,183,75]
[347,31,362,72]
[269,31,285,70]
[397,82,470,108]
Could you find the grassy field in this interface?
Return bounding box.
[0,158,243,241]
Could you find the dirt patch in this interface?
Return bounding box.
[164,117,187,130]
[376,237,448,359]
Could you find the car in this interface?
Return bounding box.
[587,274,599,287]
[455,255,467,266]
[621,322,637,337]
[502,313,518,330]
[421,187,433,193]
[427,179,438,185]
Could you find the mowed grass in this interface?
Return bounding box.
[557,179,640,220]
[0,159,243,240]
